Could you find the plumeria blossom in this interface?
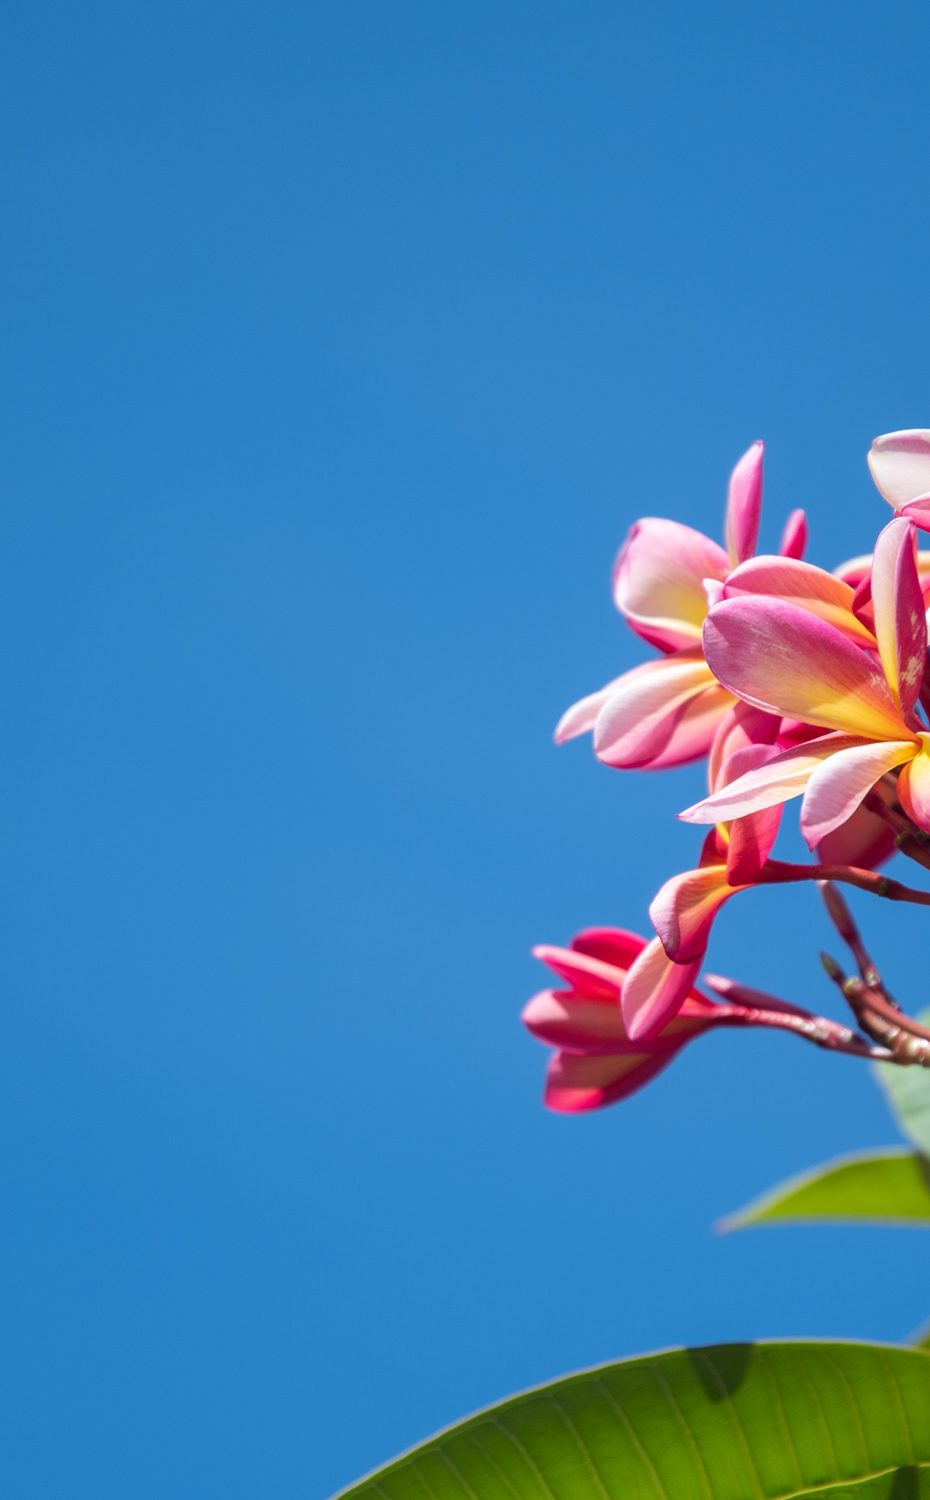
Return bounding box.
[523,929,705,1110]
[556,442,809,770]
[681,517,930,844]
[527,431,930,1117]
[524,928,874,1113]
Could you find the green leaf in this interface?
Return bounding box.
[875,1023,930,1155]
[334,1341,930,1498]
[721,1149,930,1230]
[910,1321,930,1351]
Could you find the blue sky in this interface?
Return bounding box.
[3,2,930,1495]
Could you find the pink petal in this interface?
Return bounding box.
[835,551,930,612]
[799,738,916,847]
[870,518,927,717]
[569,928,646,970]
[591,652,723,769]
[816,802,897,871]
[522,988,634,1053]
[708,701,781,792]
[703,596,909,740]
[555,676,627,745]
[833,553,872,591]
[621,936,702,1039]
[898,495,930,533]
[680,733,873,825]
[722,556,875,645]
[779,509,808,560]
[726,804,782,883]
[543,1050,676,1112]
[612,518,729,653]
[568,927,714,1020]
[703,577,725,610]
[897,741,930,832]
[724,441,764,566]
[720,745,784,881]
[531,943,624,998]
[869,430,930,508]
[635,684,733,770]
[648,864,744,965]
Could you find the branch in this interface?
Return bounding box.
[818,882,930,1064]
[758,859,930,907]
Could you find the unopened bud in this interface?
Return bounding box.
[819,881,858,940]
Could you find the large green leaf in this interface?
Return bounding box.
[334,1341,930,1498]
[875,1029,930,1156]
[721,1149,930,1230]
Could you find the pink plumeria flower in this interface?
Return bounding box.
[523,928,861,1113]
[680,517,930,843]
[557,443,808,769]
[523,928,704,1109]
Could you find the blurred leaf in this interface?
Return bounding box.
[910,1321,930,1350]
[875,1020,930,1155]
[721,1148,930,1230]
[333,1341,930,1498]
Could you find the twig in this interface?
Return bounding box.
[818,882,930,1064]
[703,973,893,1060]
[758,859,930,907]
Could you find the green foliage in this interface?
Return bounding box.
[723,1017,930,1234]
[334,1342,930,1498]
[721,1149,930,1229]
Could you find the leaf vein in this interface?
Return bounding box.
[593,1376,669,1500]
[486,1417,560,1500]
[545,1395,612,1500]
[689,1352,766,1500]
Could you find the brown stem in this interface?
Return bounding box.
[818,881,930,1063]
[747,1006,891,1059]
[703,972,892,1059]
[759,859,930,907]
[819,952,907,1056]
[818,880,882,987]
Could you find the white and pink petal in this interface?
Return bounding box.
[870,518,926,717]
[648,864,746,966]
[612,518,729,652]
[591,653,725,769]
[620,936,702,1040]
[680,734,869,827]
[799,738,916,848]
[869,430,930,509]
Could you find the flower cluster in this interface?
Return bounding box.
[525,430,930,1111]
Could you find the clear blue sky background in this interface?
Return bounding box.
[3,3,930,1495]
